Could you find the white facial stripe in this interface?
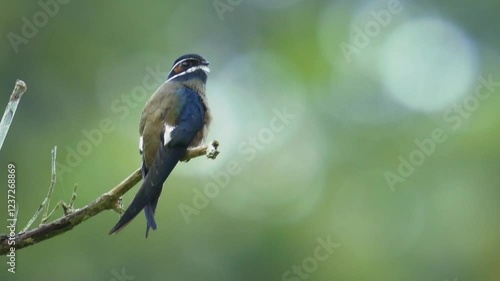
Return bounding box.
[163,123,175,146]
[165,65,210,83]
[190,65,210,73]
[139,136,143,153]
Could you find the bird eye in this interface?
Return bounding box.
[181,61,190,67]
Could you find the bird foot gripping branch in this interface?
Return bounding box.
[110,139,220,215]
[179,140,220,162]
[206,140,220,159]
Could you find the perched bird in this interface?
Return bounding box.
[109,54,212,236]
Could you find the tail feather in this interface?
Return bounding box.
[109,146,186,235]
[144,193,160,237]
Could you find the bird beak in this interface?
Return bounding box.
[199,60,210,73]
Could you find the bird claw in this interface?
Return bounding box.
[112,197,125,214]
[206,140,220,159]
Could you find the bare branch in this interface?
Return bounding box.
[0,141,219,255]
[0,80,27,151]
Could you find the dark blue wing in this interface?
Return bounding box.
[109,87,206,236]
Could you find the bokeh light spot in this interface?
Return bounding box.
[379,17,479,112]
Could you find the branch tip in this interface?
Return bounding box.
[12,80,27,100]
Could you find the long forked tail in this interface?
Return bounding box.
[109,146,186,236]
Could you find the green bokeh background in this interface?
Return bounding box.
[1,0,499,280]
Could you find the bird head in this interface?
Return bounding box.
[167,54,210,83]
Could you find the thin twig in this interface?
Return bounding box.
[41,147,58,223]
[68,185,78,210]
[21,146,58,232]
[13,206,19,230]
[21,201,43,233]
[44,203,60,222]
[61,185,78,216]
[0,80,27,151]
[0,141,219,255]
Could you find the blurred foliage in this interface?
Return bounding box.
[0,0,499,280]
